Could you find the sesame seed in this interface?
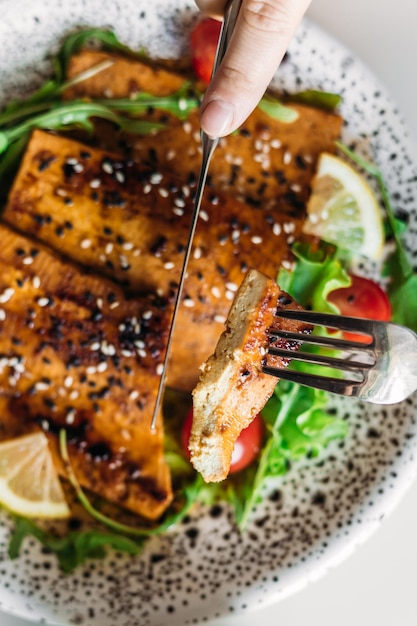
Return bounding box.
[73,163,84,174]
[102,161,114,174]
[122,349,133,357]
[272,223,282,236]
[138,349,147,358]
[41,420,50,431]
[271,139,282,149]
[183,298,195,308]
[0,288,14,303]
[156,363,164,376]
[22,256,33,265]
[101,341,116,356]
[211,286,221,298]
[122,242,134,251]
[105,242,114,255]
[90,342,101,351]
[164,261,175,270]
[150,172,163,185]
[35,381,50,391]
[69,390,79,400]
[167,150,176,160]
[174,197,185,208]
[159,188,169,198]
[80,239,92,249]
[115,171,125,183]
[226,282,238,292]
[143,183,152,194]
[64,375,73,388]
[66,410,76,425]
[134,340,145,349]
[182,122,192,134]
[283,222,295,234]
[66,158,78,166]
[193,247,202,260]
[89,178,101,189]
[129,390,139,400]
[226,291,234,300]
[97,362,108,373]
[142,310,153,320]
[96,298,103,309]
[283,150,292,165]
[0,309,5,321]
[173,207,184,216]
[251,235,263,245]
[109,301,120,309]
[86,366,97,375]
[214,315,226,324]
[199,210,209,222]
[37,297,50,307]
[32,276,41,289]
[282,259,293,271]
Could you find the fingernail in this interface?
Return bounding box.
[200,99,234,137]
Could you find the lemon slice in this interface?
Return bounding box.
[0,432,70,518]
[303,152,384,259]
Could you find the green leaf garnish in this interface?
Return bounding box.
[289,89,342,111]
[258,95,299,123]
[8,517,142,573]
[278,241,351,312]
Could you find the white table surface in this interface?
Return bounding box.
[2,1,417,625]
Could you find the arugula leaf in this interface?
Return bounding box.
[59,429,200,538]
[8,517,142,573]
[289,89,342,111]
[336,141,417,332]
[97,83,200,122]
[258,96,299,123]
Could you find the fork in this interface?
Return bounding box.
[262,310,417,405]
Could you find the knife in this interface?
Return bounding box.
[151,0,243,429]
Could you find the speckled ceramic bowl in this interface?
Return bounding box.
[0,1,416,625]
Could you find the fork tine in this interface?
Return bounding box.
[275,309,376,336]
[261,365,363,397]
[269,329,372,352]
[267,346,375,372]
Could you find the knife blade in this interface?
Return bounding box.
[151,0,243,429]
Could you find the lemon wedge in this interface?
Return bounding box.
[303,152,384,259]
[0,432,70,519]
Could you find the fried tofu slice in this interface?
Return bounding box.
[0,223,172,520]
[4,130,304,390]
[64,50,343,214]
[190,268,311,483]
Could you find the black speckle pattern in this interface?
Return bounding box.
[0,1,417,625]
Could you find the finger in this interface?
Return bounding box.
[200,0,311,137]
[194,0,227,19]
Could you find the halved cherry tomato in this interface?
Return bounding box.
[182,407,263,474]
[328,274,391,342]
[190,18,222,84]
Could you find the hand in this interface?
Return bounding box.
[195,0,311,137]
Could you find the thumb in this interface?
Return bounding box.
[199,0,311,137]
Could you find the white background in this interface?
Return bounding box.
[2,0,417,625]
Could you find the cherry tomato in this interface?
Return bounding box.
[190,18,222,84]
[182,407,263,474]
[328,274,391,342]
